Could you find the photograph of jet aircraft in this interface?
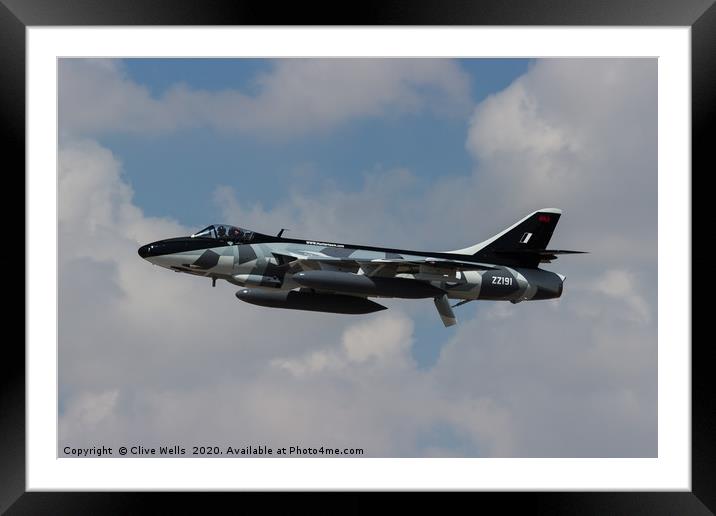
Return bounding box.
[138,208,584,326]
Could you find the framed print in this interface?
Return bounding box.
[4,0,710,512]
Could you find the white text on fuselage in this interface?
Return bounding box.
[305,241,344,248]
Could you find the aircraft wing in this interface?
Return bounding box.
[272,252,496,276]
[365,257,496,271]
[271,251,495,327]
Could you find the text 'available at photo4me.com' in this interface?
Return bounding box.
[62,444,366,457]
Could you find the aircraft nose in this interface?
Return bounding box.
[138,244,152,259]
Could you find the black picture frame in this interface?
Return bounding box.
[3,0,710,512]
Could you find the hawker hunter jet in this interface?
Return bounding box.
[138,208,584,326]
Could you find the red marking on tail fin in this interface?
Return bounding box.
[538,214,551,223]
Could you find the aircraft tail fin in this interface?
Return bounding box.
[447,208,585,268]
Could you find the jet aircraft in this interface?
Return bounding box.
[138,208,584,326]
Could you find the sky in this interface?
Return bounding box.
[58,58,657,457]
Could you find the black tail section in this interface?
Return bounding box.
[478,209,562,254]
[451,208,585,268]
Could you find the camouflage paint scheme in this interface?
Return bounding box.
[138,208,584,326]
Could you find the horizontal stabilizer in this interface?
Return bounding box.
[493,249,587,256]
[493,248,587,263]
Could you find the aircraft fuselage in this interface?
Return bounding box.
[138,210,581,326]
[138,235,564,303]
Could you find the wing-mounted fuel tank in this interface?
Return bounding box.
[292,270,445,299]
[236,289,387,314]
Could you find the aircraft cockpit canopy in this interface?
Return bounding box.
[191,224,254,243]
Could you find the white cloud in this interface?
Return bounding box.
[54,139,536,456]
[467,79,577,161]
[213,167,422,247]
[342,313,413,365]
[58,58,657,457]
[588,269,651,323]
[65,389,119,428]
[463,59,657,264]
[59,59,471,139]
[272,312,414,376]
[213,61,657,269]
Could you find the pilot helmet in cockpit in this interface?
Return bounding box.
[228,226,241,240]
